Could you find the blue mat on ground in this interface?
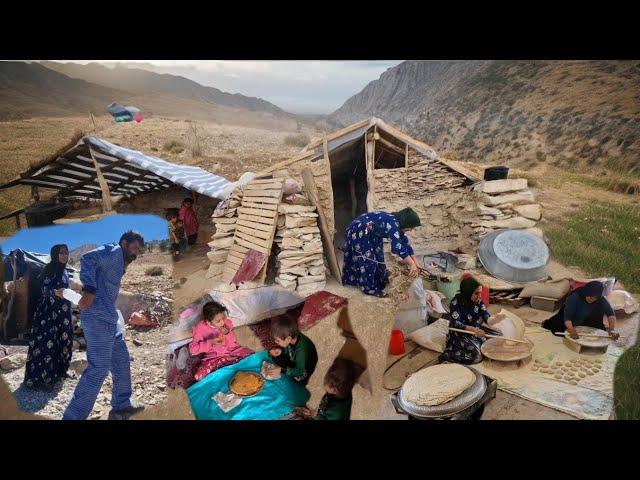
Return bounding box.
[186,351,310,420]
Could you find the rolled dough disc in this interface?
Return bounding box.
[403,364,476,407]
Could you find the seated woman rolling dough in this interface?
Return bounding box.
[542,281,619,340]
[438,276,491,365]
[341,208,421,297]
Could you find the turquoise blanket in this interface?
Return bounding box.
[187,351,311,420]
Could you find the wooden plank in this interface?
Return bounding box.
[236,213,274,226]
[234,235,270,254]
[85,143,113,212]
[242,189,282,199]
[238,207,276,218]
[247,178,277,184]
[236,230,272,247]
[301,168,341,282]
[226,255,243,266]
[244,182,282,191]
[229,243,249,255]
[242,201,278,211]
[236,219,273,232]
[305,118,372,150]
[243,194,280,204]
[322,134,335,237]
[228,249,247,261]
[236,225,271,240]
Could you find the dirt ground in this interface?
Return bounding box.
[0,249,172,420]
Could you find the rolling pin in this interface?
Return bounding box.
[448,327,530,345]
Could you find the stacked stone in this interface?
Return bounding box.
[274,203,327,296]
[205,188,243,279]
[472,178,543,238]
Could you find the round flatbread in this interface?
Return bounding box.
[403,364,476,407]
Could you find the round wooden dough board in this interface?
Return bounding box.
[481,337,534,362]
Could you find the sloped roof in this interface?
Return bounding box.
[0,136,231,200]
[263,117,479,181]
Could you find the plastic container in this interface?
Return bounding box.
[437,279,461,301]
[481,285,490,306]
[484,166,510,181]
[389,329,405,355]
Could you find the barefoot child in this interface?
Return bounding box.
[268,316,317,386]
[189,301,253,381]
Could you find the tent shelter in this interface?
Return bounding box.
[0,135,232,240]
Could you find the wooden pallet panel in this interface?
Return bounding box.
[222,178,284,283]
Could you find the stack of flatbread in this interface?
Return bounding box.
[403,364,476,406]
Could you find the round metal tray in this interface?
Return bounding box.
[228,371,265,397]
[481,337,534,362]
[478,229,549,283]
[396,366,487,418]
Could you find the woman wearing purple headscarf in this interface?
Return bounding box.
[542,281,619,340]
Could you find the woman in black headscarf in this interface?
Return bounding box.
[542,281,619,339]
[438,276,491,364]
[24,244,74,391]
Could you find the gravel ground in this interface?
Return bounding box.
[1,325,168,420]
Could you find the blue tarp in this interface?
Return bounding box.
[2,248,76,280]
[187,351,310,420]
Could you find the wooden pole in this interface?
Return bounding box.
[90,112,97,133]
[301,168,342,282]
[84,140,113,212]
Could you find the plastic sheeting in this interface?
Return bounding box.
[168,285,305,352]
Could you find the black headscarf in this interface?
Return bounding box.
[394,208,421,229]
[455,276,482,308]
[38,244,68,281]
[577,281,604,299]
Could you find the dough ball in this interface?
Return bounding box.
[554,374,562,379]
[556,361,564,366]
[578,372,586,378]
[570,380,578,385]
[531,366,539,371]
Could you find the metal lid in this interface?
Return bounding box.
[397,366,487,418]
[478,229,549,283]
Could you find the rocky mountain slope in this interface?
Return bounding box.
[0,62,296,129]
[41,61,288,116]
[330,60,640,175]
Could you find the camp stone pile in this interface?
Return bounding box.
[472,178,543,238]
[206,188,243,279]
[274,203,327,295]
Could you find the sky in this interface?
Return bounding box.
[0,214,168,254]
[51,60,404,114]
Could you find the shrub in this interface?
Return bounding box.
[163,140,184,154]
[188,121,204,157]
[284,133,311,147]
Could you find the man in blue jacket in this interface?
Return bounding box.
[63,231,145,420]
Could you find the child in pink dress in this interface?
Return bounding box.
[189,301,253,381]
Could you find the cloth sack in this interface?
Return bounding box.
[607,290,639,315]
[408,318,450,353]
[519,278,571,299]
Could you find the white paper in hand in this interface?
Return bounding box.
[62,288,82,306]
[117,310,125,327]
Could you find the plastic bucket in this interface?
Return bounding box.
[481,285,490,306]
[389,329,405,355]
[484,166,510,181]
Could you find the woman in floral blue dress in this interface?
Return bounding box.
[341,208,421,297]
[24,244,73,391]
[438,276,490,365]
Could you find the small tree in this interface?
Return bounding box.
[188,121,204,157]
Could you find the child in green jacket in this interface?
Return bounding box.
[269,316,318,386]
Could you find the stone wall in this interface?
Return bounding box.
[471,178,542,238]
[371,150,480,253]
[115,186,219,244]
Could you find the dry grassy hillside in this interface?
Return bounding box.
[331,60,640,180]
[0,116,313,235]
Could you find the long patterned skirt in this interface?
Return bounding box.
[24,295,73,388]
[193,346,254,381]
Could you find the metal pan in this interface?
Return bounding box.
[394,365,487,418]
[228,371,265,397]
